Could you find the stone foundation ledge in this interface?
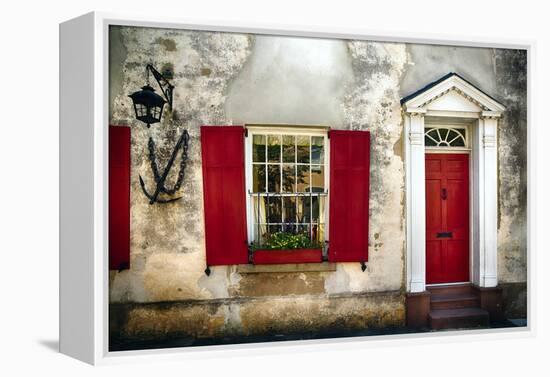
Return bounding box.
[110,290,405,349]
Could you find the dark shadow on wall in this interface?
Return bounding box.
[109,321,526,352]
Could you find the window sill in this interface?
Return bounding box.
[237,261,336,274]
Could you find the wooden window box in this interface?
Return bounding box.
[252,248,323,264]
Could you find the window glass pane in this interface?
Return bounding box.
[282,135,295,163]
[297,196,311,223]
[267,196,282,223]
[312,224,324,244]
[253,164,266,192]
[438,128,449,142]
[311,196,326,223]
[253,196,267,224]
[426,129,438,139]
[448,129,466,147]
[296,165,310,192]
[267,135,281,163]
[310,165,324,192]
[311,136,324,164]
[296,135,310,163]
[254,224,267,245]
[282,196,297,223]
[449,135,465,147]
[268,225,282,237]
[253,135,266,162]
[296,224,310,238]
[282,164,296,192]
[425,134,437,147]
[267,164,281,192]
[281,223,296,234]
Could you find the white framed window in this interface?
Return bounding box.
[424,125,470,150]
[245,126,329,248]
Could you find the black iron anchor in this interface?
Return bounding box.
[139,129,190,204]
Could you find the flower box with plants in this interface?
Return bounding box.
[251,231,323,264]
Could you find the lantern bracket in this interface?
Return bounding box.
[146,64,174,110]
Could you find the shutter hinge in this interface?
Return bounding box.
[323,240,329,262]
[361,261,367,272]
[204,266,211,276]
[247,242,253,264]
[244,128,248,137]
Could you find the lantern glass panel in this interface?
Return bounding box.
[136,104,147,118]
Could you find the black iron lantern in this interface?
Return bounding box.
[129,84,166,127]
[129,64,174,128]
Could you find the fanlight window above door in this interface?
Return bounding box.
[425,127,467,148]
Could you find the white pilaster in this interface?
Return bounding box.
[406,109,427,293]
[479,116,499,287]
[471,120,484,286]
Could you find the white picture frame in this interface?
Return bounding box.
[59,11,534,365]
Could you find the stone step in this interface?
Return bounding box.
[429,307,489,330]
[430,293,481,310]
[427,283,473,296]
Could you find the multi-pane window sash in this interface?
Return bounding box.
[250,191,328,246]
[250,132,328,247]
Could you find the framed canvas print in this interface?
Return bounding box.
[59,12,531,364]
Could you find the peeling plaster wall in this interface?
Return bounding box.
[494,50,527,284]
[225,35,354,126]
[330,41,407,294]
[109,26,254,303]
[227,39,408,295]
[109,25,527,340]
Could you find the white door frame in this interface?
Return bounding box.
[402,73,505,293]
[425,124,471,287]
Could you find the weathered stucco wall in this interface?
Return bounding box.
[109,27,411,305]
[109,25,527,339]
[494,49,528,284]
[109,26,255,303]
[227,37,408,294]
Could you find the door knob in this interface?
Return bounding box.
[441,188,447,200]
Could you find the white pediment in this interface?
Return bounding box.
[425,89,483,112]
[402,73,505,115]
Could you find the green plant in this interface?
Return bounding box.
[252,231,321,251]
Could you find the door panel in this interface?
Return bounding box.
[446,240,469,282]
[426,179,442,230]
[425,153,469,284]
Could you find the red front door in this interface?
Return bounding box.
[425,153,469,284]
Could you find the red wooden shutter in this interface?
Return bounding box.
[201,126,248,266]
[109,126,131,270]
[328,130,370,263]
